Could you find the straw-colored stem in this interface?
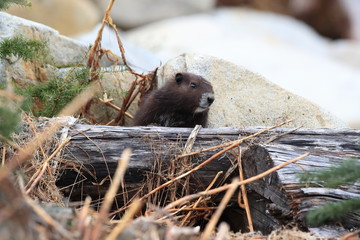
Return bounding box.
[165,152,309,210]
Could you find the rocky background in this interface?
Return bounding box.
[3,0,360,128]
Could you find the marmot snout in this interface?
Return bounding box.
[133,72,215,127]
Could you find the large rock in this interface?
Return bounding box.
[92,0,216,29]
[5,0,100,36]
[157,53,347,128]
[0,12,90,86]
[125,8,360,128]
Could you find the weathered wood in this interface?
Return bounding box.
[241,128,360,233]
[57,125,360,234]
[57,125,238,208]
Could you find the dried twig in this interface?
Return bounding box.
[25,136,71,194]
[99,93,133,119]
[180,171,223,226]
[263,125,302,144]
[183,125,202,154]
[238,147,254,232]
[164,152,309,210]
[176,119,293,159]
[340,230,360,240]
[87,0,115,71]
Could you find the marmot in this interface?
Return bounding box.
[133,72,215,127]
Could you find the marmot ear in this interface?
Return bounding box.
[175,73,183,84]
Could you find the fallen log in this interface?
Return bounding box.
[56,125,360,235]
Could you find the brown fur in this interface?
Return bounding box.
[133,72,215,127]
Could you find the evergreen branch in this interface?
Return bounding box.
[307,198,360,226]
[0,35,48,63]
[299,158,360,188]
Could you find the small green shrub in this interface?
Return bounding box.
[18,68,90,117]
[298,158,360,226]
[0,0,31,10]
[306,198,360,226]
[0,35,48,63]
[299,158,360,188]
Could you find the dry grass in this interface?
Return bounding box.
[0,114,329,240]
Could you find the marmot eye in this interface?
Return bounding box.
[190,83,197,88]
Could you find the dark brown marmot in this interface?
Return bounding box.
[133,72,215,127]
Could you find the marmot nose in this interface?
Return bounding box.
[207,96,214,105]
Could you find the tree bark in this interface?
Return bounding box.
[56,125,360,234]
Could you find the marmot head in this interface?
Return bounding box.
[160,72,215,113]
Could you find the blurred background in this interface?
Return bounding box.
[5,0,360,128]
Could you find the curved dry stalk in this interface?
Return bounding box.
[25,136,71,194]
[99,93,133,119]
[180,171,223,226]
[164,152,309,210]
[238,147,254,232]
[87,0,115,70]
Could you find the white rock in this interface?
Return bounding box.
[92,0,216,29]
[125,8,360,128]
[157,53,347,128]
